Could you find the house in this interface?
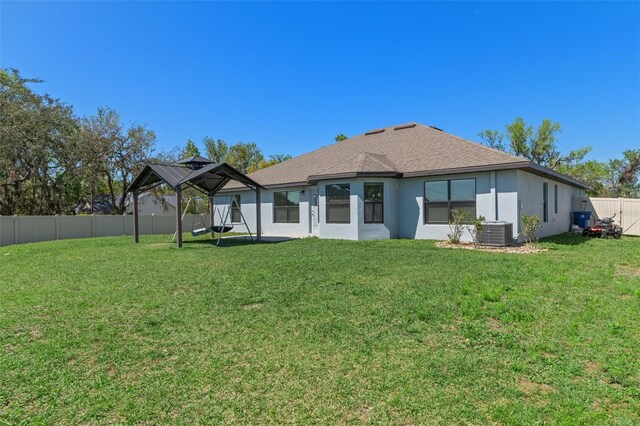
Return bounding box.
[214,123,588,242]
[124,193,177,215]
[72,194,116,215]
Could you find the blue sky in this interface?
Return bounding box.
[2,1,639,161]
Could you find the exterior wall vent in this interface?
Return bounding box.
[393,123,417,131]
[365,129,385,135]
[479,222,513,246]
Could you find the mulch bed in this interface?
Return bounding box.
[435,241,547,254]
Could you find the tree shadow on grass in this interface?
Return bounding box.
[541,232,592,246]
[182,236,295,248]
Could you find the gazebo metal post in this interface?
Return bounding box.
[209,194,215,238]
[133,190,139,243]
[256,187,262,241]
[175,185,183,248]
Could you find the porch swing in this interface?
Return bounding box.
[210,195,253,245]
[171,195,252,244]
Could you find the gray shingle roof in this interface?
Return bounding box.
[223,123,530,189]
[222,122,589,190]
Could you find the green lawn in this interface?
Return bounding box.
[1,234,638,424]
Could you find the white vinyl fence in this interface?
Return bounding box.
[0,214,212,247]
[573,197,640,236]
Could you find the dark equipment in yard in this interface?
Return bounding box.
[573,211,592,229]
[479,222,513,246]
[582,213,623,239]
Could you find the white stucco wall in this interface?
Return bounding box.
[214,170,582,241]
[214,186,312,237]
[317,180,359,240]
[496,170,519,238]
[316,178,398,240]
[516,170,584,240]
[397,172,502,242]
[356,178,398,240]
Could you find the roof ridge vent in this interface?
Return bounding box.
[428,125,443,132]
[393,123,417,131]
[364,128,385,136]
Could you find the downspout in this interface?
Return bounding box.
[491,171,498,221]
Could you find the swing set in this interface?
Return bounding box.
[172,195,253,245]
[127,155,264,248]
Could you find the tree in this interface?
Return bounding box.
[202,136,292,173]
[107,124,155,214]
[555,151,640,198]
[203,137,229,163]
[610,149,640,197]
[247,154,293,173]
[225,142,264,173]
[556,160,612,197]
[181,139,200,158]
[335,133,348,142]
[480,118,590,170]
[78,107,155,214]
[0,68,80,215]
[78,108,121,213]
[477,129,505,151]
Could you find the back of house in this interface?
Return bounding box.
[214,123,588,243]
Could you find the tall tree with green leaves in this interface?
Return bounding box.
[79,107,155,214]
[226,142,264,173]
[0,68,80,215]
[480,117,590,170]
[78,107,121,213]
[247,154,293,173]
[201,136,291,172]
[203,137,229,163]
[181,139,200,158]
[610,149,640,197]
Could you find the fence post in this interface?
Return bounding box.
[13,214,18,245]
[152,213,156,234]
[91,214,96,237]
[55,214,60,240]
[619,198,623,229]
[123,214,127,235]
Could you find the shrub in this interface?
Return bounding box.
[521,213,541,244]
[466,215,486,248]
[447,208,467,244]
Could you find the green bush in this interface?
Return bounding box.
[521,213,541,244]
[466,215,486,248]
[447,208,467,244]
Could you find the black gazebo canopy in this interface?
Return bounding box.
[127,157,264,248]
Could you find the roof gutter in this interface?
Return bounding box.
[306,171,402,185]
[403,161,591,190]
[522,162,592,191]
[218,161,591,193]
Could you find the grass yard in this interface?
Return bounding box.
[1,234,639,424]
